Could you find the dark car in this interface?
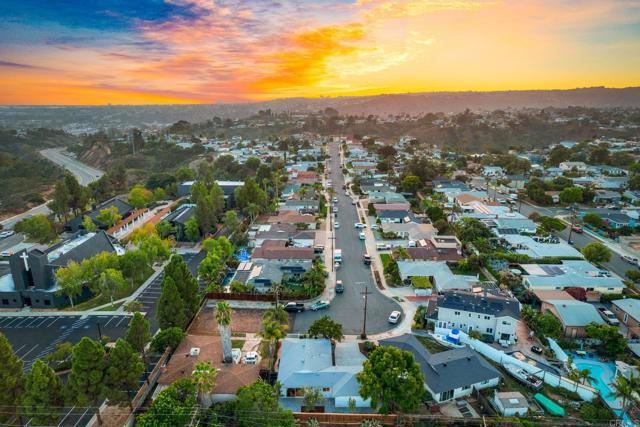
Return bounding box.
[336,280,344,294]
[284,302,305,313]
[531,345,543,355]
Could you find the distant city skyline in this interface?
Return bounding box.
[1,0,639,105]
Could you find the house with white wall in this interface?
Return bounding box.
[429,290,520,345]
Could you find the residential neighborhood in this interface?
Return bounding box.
[1,117,640,427]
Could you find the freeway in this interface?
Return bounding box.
[518,202,636,279]
[1,149,103,230]
[291,143,401,335]
[41,148,104,186]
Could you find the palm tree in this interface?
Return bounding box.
[578,368,594,385]
[246,203,261,223]
[258,319,288,372]
[192,361,218,407]
[612,375,634,416]
[215,301,233,363]
[263,303,288,325]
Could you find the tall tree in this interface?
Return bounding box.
[230,381,295,427]
[97,268,127,306]
[96,206,122,228]
[157,277,187,330]
[67,337,107,424]
[21,359,63,426]
[136,378,197,427]
[612,375,634,417]
[357,345,425,414]
[581,242,611,264]
[64,173,88,215]
[235,177,268,215]
[55,260,85,307]
[150,327,185,353]
[0,333,24,425]
[128,184,152,209]
[192,361,218,406]
[223,210,243,243]
[210,181,225,223]
[104,339,145,409]
[125,312,151,366]
[215,301,233,363]
[49,179,70,221]
[192,181,215,234]
[184,217,201,242]
[258,319,287,372]
[164,255,199,320]
[307,316,344,341]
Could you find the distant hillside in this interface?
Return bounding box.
[1,87,639,129]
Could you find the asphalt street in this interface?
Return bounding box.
[291,143,401,335]
[518,202,636,278]
[40,148,104,186]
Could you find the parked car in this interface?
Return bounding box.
[333,206,339,213]
[0,230,15,239]
[531,345,543,355]
[0,250,13,257]
[597,307,620,325]
[284,302,305,313]
[351,200,357,205]
[388,311,401,324]
[243,351,258,364]
[310,300,330,311]
[334,222,340,229]
[371,224,380,230]
[622,255,639,266]
[336,280,344,293]
[333,197,338,203]
[363,254,372,265]
[376,243,386,251]
[359,232,366,240]
[605,204,621,210]
[571,225,583,233]
[354,223,367,229]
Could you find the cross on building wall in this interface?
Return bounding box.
[20,252,30,271]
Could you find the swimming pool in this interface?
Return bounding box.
[572,357,621,410]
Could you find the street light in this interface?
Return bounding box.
[357,282,371,339]
[567,203,578,244]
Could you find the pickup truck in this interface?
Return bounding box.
[597,307,620,325]
[284,302,305,313]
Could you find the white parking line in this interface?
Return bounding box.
[25,317,42,327]
[115,317,128,327]
[33,317,50,327]
[48,317,60,327]
[57,406,75,427]
[103,316,117,327]
[13,344,27,354]
[11,317,31,328]
[73,407,90,427]
[19,344,39,360]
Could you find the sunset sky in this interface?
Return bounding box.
[1,0,639,105]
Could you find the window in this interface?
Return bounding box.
[454,311,460,315]
[484,316,490,320]
[462,385,471,390]
[477,315,481,319]
[502,321,510,325]
[486,328,493,334]
[44,300,51,306]
[468,313,472,317]
[35,299,40,303]
[440,389,454,401]
[1,299,8,305]
[322,387,331,392]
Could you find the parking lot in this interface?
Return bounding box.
[0,314,132,371]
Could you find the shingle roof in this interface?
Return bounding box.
[379,334,501,394]
[47,231,116,267]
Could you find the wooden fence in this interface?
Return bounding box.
[205,291,276,302]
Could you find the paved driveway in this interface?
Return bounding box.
[291,143,401,336]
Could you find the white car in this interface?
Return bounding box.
[622,255,639,266]
[334,222,340,229]
[354,223,367,229]
[371,224,380,230]
[1,250,13,257]
[244,351,258,364]
[388,311,402,324]
[359,232,366,240]
[333,206,339,213]
[0,230,15,239]
[333,197,338,203]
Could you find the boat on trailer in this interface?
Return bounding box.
[503,363,543,390]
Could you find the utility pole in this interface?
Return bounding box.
[360,282,371,339]
[567,203,577,244]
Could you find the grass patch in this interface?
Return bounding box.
[380,253,393,269]
[96,301,124,311]
[411,276,432,289]
[415,335,448,354]
[62,268,153,312]
[232,339,245,349]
